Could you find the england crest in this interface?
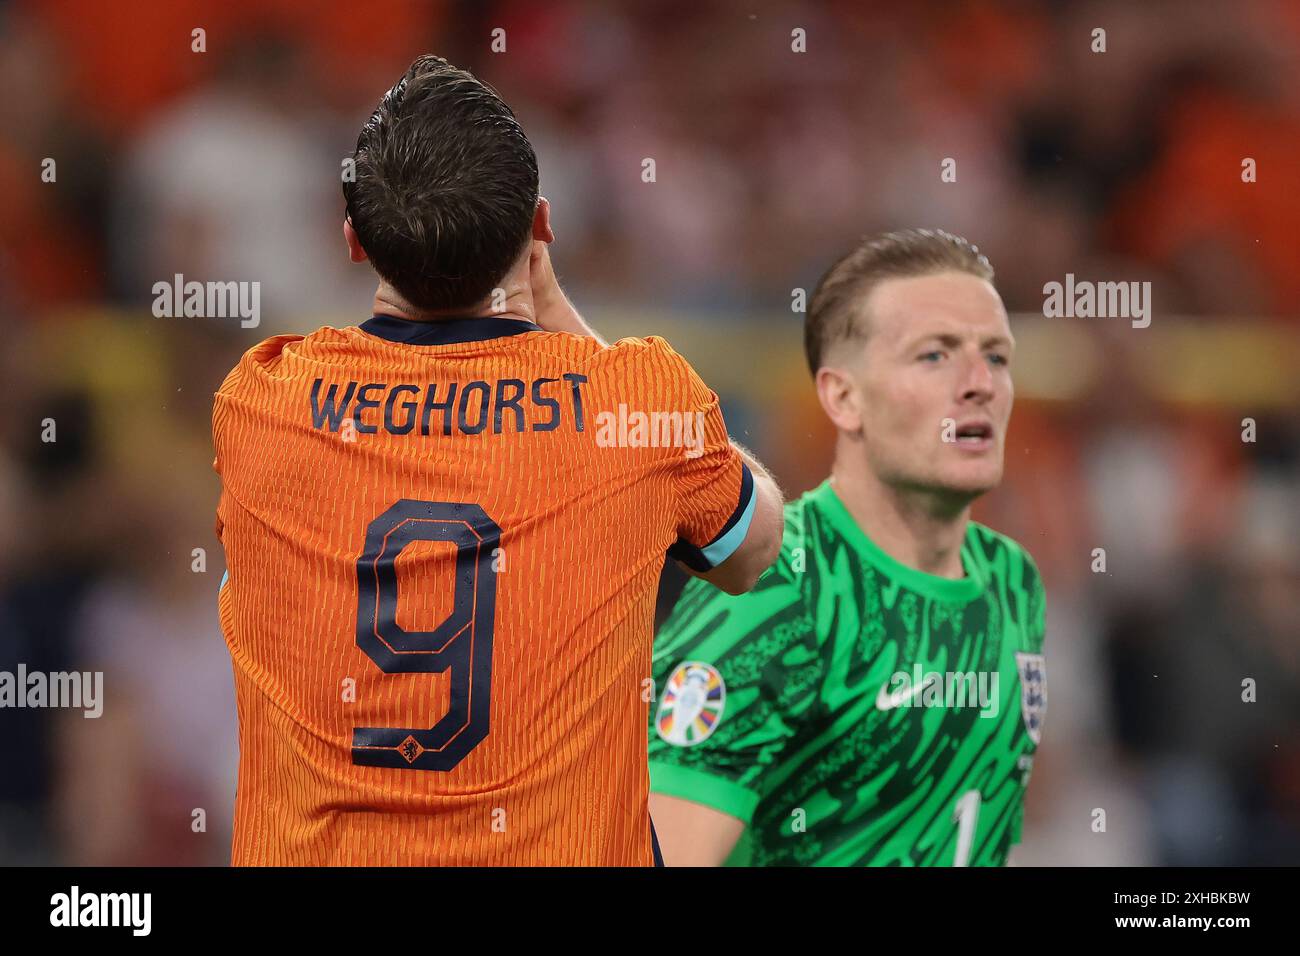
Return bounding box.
[656,662,725,746]
[1015,652,1047,745]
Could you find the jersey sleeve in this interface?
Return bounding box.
[648,547,818,825]
[643,338,754,572]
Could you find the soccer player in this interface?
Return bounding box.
[211,55,783,866]
[647,230,1047,866]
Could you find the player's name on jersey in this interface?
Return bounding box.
[310,375,589,437]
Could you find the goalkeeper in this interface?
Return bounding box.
[648,229,1047,866]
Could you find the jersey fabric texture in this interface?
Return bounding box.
[649,480,1046,866]
[212,315,754,865]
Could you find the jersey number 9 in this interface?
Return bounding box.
[351,499,499,771]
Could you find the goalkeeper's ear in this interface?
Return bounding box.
[814,352,867,437]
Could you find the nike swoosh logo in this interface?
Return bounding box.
[875,676,933,711]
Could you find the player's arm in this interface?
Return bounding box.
[683,441,782,596]
[649,548,817,865]
[649,792,746,866]
[667,402,782,596]
[527,238,606,345]
[530,235,783,593]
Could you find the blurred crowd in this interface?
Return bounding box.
[1,0,1297,865]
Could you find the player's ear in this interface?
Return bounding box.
[815,364,863,435]
[532,196,555,243]
[343,218,368,263]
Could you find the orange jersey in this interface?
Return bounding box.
[211,315,752,865]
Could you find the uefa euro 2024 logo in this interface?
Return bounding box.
[655,662,726,746]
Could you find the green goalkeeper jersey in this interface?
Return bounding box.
[649,480,1046,866]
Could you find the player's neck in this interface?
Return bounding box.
[370,275,538,325]
[828,463,973,580]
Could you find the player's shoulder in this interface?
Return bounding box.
[602,333,679,356]
[574,334,711,410]
[215,333,295,397]
[773,490,815,570]
[967,521,1043,590]
[969,523,1047,644]
[581,334,697,376]
[215,325,352,396]
[584,333,689,371]
[775,481,849,571]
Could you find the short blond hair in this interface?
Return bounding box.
[805,228,994,375]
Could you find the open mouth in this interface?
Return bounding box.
[954,422,994,445]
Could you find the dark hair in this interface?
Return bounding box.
[804,228,995,375]
[343,55,539,312]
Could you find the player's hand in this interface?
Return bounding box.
[528,239,582,335]
[526,205,604,342]
[527,240,564,326]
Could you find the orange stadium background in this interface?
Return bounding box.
[1,0,1298,865]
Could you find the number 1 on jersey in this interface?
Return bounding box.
[951,789,982,866]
